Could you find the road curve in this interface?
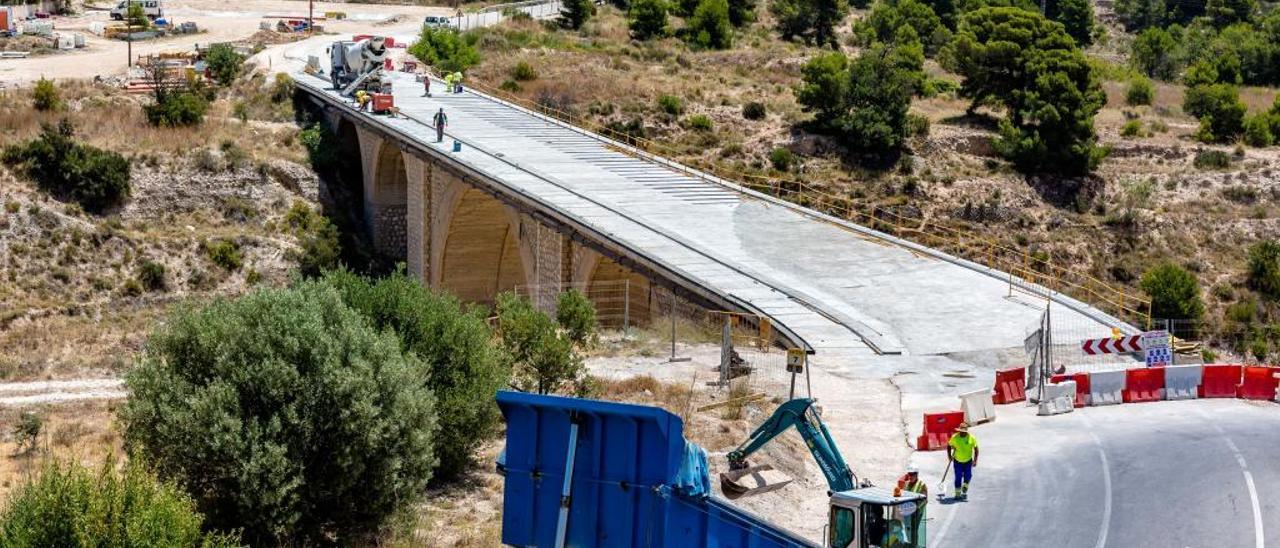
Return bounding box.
[915,399,1280,548]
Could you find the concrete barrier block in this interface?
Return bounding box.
[960,389,996,425]
[1163,364,1202,401]
[1038,381,1075,416]
[1089,370,1126,406]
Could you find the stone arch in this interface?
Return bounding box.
[438,188,529,306]
[367,141,409,257]
[586,256,652,327]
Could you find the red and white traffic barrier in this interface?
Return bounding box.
[987,364,1279,411]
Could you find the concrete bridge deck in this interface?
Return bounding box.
[294,66,1129,360]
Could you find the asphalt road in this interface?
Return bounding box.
[913,399,1280,548]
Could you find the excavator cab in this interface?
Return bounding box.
[827,487,926,548]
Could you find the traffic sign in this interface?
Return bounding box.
[786,348,805,373]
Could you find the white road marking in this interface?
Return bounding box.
[1200,411,1265,548]
[933,491,959,547]
[1082,415,1112,548]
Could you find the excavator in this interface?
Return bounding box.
[720,398,927,548]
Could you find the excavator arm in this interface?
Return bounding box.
[725,398,858,493]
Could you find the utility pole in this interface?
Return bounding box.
[308,0,313,36]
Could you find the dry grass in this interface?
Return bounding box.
[0,80,307,164]
[0,401,124,505]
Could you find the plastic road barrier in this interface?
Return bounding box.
[1037,381,1076,416]
[916,411,965,451]
[960,389,996,426]
[1163,365,1203,401]
[1199,364,1243,398]
[1088,370,1126,406]
[1050,373,1090,407]
[1123,367,1165,403]
[992,367,1026,404]
[1238,365,1280,400]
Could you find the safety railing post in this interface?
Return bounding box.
[623,279,630,333]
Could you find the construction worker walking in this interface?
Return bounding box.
[451,71,463,93]
[433,108,448,143]
[355,90,371,112]
[947,423,978,500]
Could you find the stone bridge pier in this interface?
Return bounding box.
[331,114,654,314]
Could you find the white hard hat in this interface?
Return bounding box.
[906,466,918,474]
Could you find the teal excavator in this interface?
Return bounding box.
[720,398,927,548]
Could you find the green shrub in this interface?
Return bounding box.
[1193,149,1231,169]
[1121,119,1144,137]
[500,79,522,92]
[629,0,670,40]
[137,259,166,291]
[120,283,438,545]
[12,411,41,454]
[2,120,131,213]
[322,270,511,480]
[511,60,538,81]
[0,460,239,547]
[496,292,584,395]
[556,289,598,349]
[560,0,596,29]
[1248,240,1280,300]
[1130,27,1179,80]
[685,113,714,131]
[284,202,342,277]
[201,239,242,270]
[742,101,767,120]
[408,27,481,73]
[1183,83,1245,143]
[685,0,734,49]
[658,93,684,115]
[122,279,143,296]
[1125,76,1154,106]
[32,78,62,111]
[1243,114,1275,147]
[270,73,295,102]
[204,43,245,86]
[143,90,209,127]
[1140,262,1204,320]
[770,147,795,171]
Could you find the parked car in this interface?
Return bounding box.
[110,0,163,21]
[423,15,451,29]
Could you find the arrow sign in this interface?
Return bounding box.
[1081,334,1144,355]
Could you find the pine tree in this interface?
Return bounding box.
[560,0,596,29]
[727,0,756,26]
[629,0,670,39]
[1047,0,1095,46]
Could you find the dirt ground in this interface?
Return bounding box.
[0,0,453,86]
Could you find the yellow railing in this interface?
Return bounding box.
[467,79,1153,328]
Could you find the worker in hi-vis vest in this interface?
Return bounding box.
[947,423,978,500]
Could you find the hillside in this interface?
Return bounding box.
[0,79,321,380]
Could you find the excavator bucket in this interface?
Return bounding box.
[719,464,794,499]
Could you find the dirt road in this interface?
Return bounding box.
[0,378,124,406]
[0,0,450,85]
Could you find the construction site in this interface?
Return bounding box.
[1,0,1279,546]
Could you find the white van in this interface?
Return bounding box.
[110,0,163,21]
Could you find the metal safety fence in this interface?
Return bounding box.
[515,280,800,401]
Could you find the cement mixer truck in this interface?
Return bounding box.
[328,36,389,97]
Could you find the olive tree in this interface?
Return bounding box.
[322,270,511,481]
[121,282,439,545]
